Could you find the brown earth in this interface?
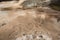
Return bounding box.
[0,2,60,40]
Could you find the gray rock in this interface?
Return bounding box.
[21,0,51,9]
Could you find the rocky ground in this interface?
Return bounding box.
[0,1,60,40]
